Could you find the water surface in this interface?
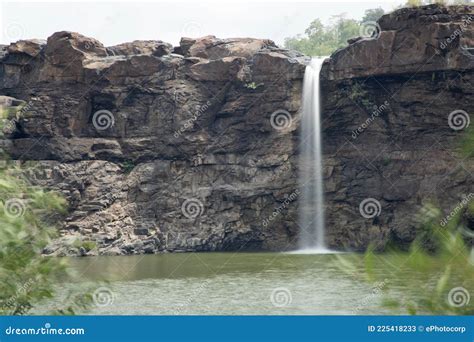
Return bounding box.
[50,252,417,315]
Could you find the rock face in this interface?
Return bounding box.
[321,4,474,250]
[0,32,307,255]
[1,4,473,255]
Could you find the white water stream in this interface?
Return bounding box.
[298,58,328,253]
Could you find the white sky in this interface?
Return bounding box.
[0,0,406,47]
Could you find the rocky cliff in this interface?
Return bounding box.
[0,4,473,255]
[0,32,307,255]
[321,4,474,250]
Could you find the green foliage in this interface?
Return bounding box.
[402,0,471,7]
[244,82,263,90]
[285,1,472,57]
[405,0,424,6]
[72,239,97,252]
[382,156,391,166]
[336,198,473,315]
[51,292,94,315]
[121,160,136,174]
[362,8,385,23]
[349,83,367,101]
[349,82,374,111]
[337,203,473,315]
[460,125,474,158]
[284,10,383,57]
[0,115,94,314]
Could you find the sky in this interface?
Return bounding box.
[0,0,406,47]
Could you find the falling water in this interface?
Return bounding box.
[298,58,327,252]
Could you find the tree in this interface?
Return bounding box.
[284,14,360,57]
[0,103,92,315]
[284,9,384,57]
[405,0,424,6]
[402,0,472,6]
[362,8,385,23]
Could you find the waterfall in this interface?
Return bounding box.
[298,58,327,252]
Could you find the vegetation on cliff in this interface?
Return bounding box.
[0,107,92,314]
[284,8,384,57]
[284,1,472,56]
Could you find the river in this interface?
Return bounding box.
[38,252,427,315]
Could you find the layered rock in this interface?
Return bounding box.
[322,4,474,80]
[1,4,472,255]
[0,32,307,255]
[321,4,474,250]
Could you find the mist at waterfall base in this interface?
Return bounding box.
[296,58,332,254]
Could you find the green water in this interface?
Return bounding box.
[47,252,418,315]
